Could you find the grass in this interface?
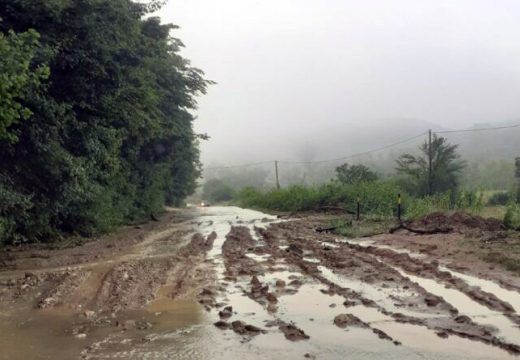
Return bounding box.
[480,233,520,276]
[329,216,395,239]
[235,182,495,223]
[478,206,507,220]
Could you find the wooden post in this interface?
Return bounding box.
[428,129,432,196]
[397,193,402,221]
[275,160,280,189]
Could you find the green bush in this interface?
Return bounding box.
[235,181,402,216]
[504,205,520,230]
[487,192,511,206]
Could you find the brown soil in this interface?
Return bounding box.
[2,208,520,359]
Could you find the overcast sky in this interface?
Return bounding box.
[157,0,520,165]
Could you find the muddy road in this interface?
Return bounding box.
[1,207,520,359]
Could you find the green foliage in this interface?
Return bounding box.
[335,163,378,185]
[0,1,210,244]
[504,205,520,230]
[330,217,393,238]
[402,192,452,220]
[396,134,465,197]
[463,160,515,191]
[0,27,49,143]
[403,189,485,220]
[235,181,401,216]
[487,192,511,206]
[202,179,235,203]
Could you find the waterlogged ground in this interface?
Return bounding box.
[1,207,520,359]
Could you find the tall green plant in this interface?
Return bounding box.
[396,134,465,197]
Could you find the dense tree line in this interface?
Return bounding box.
[0,0,210,244]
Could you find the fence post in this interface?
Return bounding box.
[275,160,280,190]
[428,129,433,196]
[397,193,402,221]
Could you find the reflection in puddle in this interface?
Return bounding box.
[315,265,516,359]
[395,268,520,345]
[318,266,428,318]
[439,266,520,314]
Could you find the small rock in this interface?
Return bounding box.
[214,320,230,330]
[454,315,471,324]
[219,306,233,319]
[275,280,286,288]
[75,333,87,339]
[333,314,368,328]
[436,331,449,338]
[266,293,278,304]
[424,295,441,307]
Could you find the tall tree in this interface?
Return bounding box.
[335,163,378,185]
[0,0,210,243]
[0,28,49,143]
[396,135,465,197]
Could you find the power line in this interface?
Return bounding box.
[203,122,520,171]
[435,123,520,134]
[204,160,274,171]
[280,131,427,165]
[204,131,426,170]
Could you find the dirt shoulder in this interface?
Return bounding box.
[0,209,190,272]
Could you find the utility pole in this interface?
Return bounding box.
[275,160,280,189]
[428,129,433,196]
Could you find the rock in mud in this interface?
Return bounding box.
[424,294,442,307]
[278,323,310,341]
[275,280,286,288]
[454,315,472,324]
[214,320,231,330]
[231,321,265,336]
[333,314,368,329]
[219,306,233,319]
[372,328,394,342]
[266,292,278,303]
[287,244,304,257]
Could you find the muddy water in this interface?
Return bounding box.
[2,206,520,359]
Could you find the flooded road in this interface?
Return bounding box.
[1,206,520,359]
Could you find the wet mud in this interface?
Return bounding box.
[1,207,520,359]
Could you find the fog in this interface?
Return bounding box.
[157,0,520,167]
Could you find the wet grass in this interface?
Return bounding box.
[329,216,395,238]
[480,232,520,276]
[479,206,507,220]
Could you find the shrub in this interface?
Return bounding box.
[235,181,402,216]
[504,205,520,230]
[487,192,511,206]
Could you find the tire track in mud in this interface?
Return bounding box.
[255,220,520,355]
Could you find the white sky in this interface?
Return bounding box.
[157,0,520,164]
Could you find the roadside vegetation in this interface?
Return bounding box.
[0,0,210,244]
[227,136,520,237]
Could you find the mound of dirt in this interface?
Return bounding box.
[410,212,504,233]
